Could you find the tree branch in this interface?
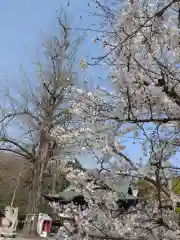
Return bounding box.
[112,116,180,124]
[112,145,170,197]
[0,111,39,125]
[0,148,32,160]
[0,137,35,160]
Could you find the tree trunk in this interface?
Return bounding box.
[52,171,57,194]
[23,124,50,236]
[22,161,45,236]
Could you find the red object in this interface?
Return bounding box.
[42,220,51,233]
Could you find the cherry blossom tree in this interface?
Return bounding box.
[50,1,180,239]
[51,90,180,239]
[48,155,180,240]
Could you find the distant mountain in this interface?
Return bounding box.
[0,152,31,214]
[0,152,67,214]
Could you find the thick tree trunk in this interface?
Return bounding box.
[22,161,45,236]
[22,124,50,236]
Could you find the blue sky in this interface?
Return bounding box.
[0,0,107,87]
[0,0,145,169]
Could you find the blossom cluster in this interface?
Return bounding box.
[50,166,180,240]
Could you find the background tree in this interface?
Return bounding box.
[0,11,84,235]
